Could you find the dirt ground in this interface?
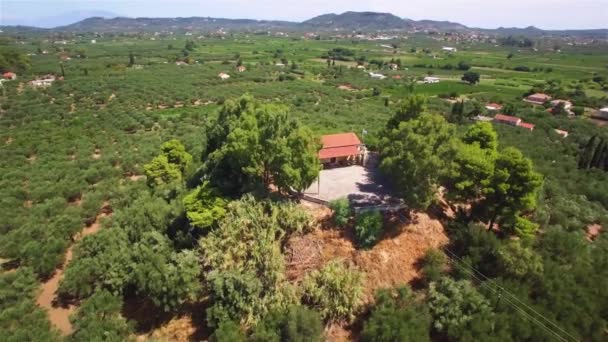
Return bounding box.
[287,201,449,341]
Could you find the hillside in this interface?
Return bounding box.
[2,11,606,37]
[302,11,411,30]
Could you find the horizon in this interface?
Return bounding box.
[1,0,607,30]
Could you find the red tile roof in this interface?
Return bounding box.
[519,122,535,130]
[494,114,521,124]
[486,103,502,109]
[319,145,361,159]
[321,133,361,149]
[319,133,362,159]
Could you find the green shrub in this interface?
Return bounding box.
[251,305,324,342]
[210,320,246,342]
[354,210,383,249]
[329,198,351,227]
[302,260,364,322]
[362,287,431,342]
[421,249,447,284]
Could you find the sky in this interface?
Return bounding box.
[1,0,607,30]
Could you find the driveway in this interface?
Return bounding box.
[303,165,397,206]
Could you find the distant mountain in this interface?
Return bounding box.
[302,11,411,30]
[2,10,119,28]
[60,16,297,32]
[1,11,605,38]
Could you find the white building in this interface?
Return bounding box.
[218,72,231,80]
[423,76,440,84]
[369,72,387,80]
[442,46,457,52]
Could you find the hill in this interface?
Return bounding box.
[302,11,410,30]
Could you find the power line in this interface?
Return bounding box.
[441,248,578,342]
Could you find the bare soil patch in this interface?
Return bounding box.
[290,203,449,302]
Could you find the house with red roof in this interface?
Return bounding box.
[524,93,552,105]
[518,122,535,131]
[485,103,502,112]
[494,114,522,126]
[2,72,17,80]
[319,132,366,166]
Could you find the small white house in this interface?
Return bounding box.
[369,72,387,80]
[218,72,231,80]
[423,76,440,84]
[442,46,457,52]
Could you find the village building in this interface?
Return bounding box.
[550,99,573,110]
[318,133,367,167]
[519,122,535,131]
[218,72,231,80]
[388,63,399,70]
[592,108,608,120]
[494,114,522,126]
[2,72,17,80]
[442,46,457,52]
[472,115,494,122]
[485,103,502,111]
[423,76,440,84]
[524,93,552,105]
[237,65,246,72]
[369,72,387,79]
[30,74,57,87]
[554,129,569,138]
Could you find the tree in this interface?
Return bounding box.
[458,61,471,70]
[131,232,202,312]
[210,320,246,342]
[354,210,383,249]
[386,95,427,129]
[251,305,324,342]
[362,287,431,342]
[463,122,498,152]
[497,241,543,279]
[144,139,192,187]
[183,181,227,230]
[380,114,456,210]
[128,52,135,67]
[206,96,320,195]
[200,196,295,326]
[443,141,495,203]
[427,278,495,340]
[70,290,132,341]
[482,147,543,229]
[462,71,480,85]
[160,139,192,172]
[59,228,132,299]
[421,249,447,285]
[144,154,182,186]
[301,260,364,322]
[329,198,351,228]
[0,268,60,342]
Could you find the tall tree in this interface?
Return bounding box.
[380,113,456,210]
[70,290,132,341]
[386,95,427,129]
[483,147,543,229]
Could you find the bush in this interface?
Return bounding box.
[362,287,431,342]
[329,198,351,227]
[251,305,324,342]
[354,210,383,249]
[210,320,246,342]
[421,249,447,284]
[302,260,364,322]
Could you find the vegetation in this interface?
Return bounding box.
[354,210,383,248]
[301,261,364,322]
[0,28,606,341]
